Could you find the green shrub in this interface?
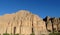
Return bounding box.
[49,32,60,35]
[14,34,19,35]
[30,32,35,35]
[41,34,45,35]
[3,33,9,35]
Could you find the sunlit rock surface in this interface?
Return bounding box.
[0,10,47,35]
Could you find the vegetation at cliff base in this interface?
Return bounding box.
[30,32,35,35]
[3,33,9,35]
[2,33,19,35]
[49,32,60,35]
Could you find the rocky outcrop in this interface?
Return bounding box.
[43,16,60,33]
[0,10,47,35]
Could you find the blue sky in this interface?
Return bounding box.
[0,0,60,18]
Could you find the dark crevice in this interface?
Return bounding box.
[32,15,34,33]
[14,27,16,34]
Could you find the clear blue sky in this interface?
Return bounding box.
[0,0,60,18]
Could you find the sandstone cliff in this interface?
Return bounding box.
[0,10,47,35]
[43,16,60,33]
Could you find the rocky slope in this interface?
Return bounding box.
[0,10,47,35]
[43,16,60,33]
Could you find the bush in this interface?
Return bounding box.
[3,33,19,35]
[14,34,19,35]
[3,33,9,35]
[30,32,35,35]
[41,34,45,35]
[30,33,35,35]
[49,32,60,35]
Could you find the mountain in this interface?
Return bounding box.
[0,10,47,35]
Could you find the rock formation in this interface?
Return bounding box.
[0,10,47,35]
[43,16,60,33]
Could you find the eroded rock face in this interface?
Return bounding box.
[43,16,60,33]
[0,10,47,35]
[43,16,52,32]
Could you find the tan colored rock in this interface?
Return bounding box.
[43,16,52,32]
[44,16,60,33]
[57,18,60,32]
[0,10,47,35]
